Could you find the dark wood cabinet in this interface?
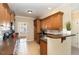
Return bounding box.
[40,40,47,55]
[41,11,63,30]
[34,19,41,44]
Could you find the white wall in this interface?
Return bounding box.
[15,16,35,41]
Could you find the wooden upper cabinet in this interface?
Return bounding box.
[5,9,11,24]
[0,4,6,24]
[10,12,15,22]
[41,19,48,30]
[34,19,41,33]
[0,3,15,26]
[41,12,63,30]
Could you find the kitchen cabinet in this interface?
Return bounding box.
[40,39,47,55]
[10,12,15,22]
[0,3,15,27]
[41,11,63,30]
[0,3,15,55]
[35,19,41,33]
[34,19,41,44]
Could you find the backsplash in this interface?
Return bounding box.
[45,30,62,35]
[45,28,71,35]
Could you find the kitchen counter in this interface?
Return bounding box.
[46,33,76,43]
[40,33,76,43]
[46,33,76,38]
[40,33,76,55]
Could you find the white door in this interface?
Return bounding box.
[72,19,79,48]
[17,22,28,37]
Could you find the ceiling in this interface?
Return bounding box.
[8,3,79,18]
[8,3,64,18]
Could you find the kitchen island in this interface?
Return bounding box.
[40,34,76,55]
[46,34,76,43]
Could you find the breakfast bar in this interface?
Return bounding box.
[46,34,76,43]
[40,33,76,55]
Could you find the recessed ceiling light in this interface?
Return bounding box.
[48,7,52,10]
[27,10,32,14]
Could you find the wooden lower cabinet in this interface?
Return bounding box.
[34,33,40,43]
[40,40,47,55]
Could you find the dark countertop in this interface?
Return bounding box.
[46,33,76,39]
[40,37,47,43]
[40,33,76,43]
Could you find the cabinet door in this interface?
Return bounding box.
[10,12,15,22]
[34,19,41,44]
[5,9,11,25]
[41,12,63,30]
[49,14,62,30]
[41,19,47,30]
[40,40,47,55]
[0,6,5,25]
[36,20,41,33]
[46,17,53,29]
[0,4,11,26]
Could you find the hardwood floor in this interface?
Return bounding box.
[1,39,79,55]
[13,40,40,55]
[0,40,13,55]
[0,39,40,55]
